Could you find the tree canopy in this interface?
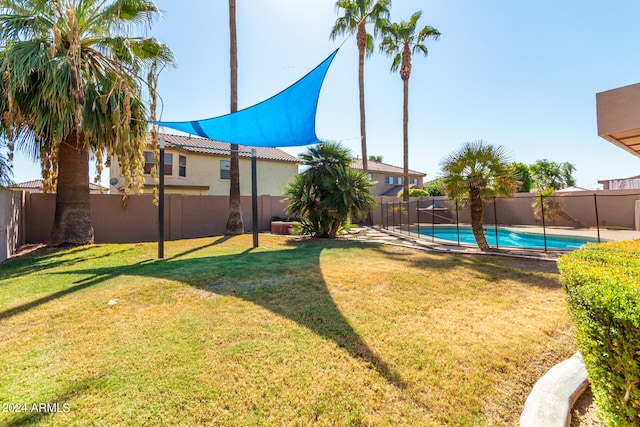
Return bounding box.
[511,162,532,193]
[529,159,576,191]
[0,0,174,244]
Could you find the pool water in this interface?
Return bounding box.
[417,225,601,250]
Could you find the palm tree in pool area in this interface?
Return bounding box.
[440,141,519,251]
[330,0,390,174]
[379,10,440,202]
[0,0,174,245]
[226,0,244,235]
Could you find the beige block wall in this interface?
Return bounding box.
[110,150,298,196]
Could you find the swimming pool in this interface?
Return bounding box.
[416,225,601,250]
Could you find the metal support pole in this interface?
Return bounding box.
[493,197,499,249]
[540,194,547,252]
[251,148,259,248]
[594,193,601,243]
[158,137,165,259]
[455,199,460,246]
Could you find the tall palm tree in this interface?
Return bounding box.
[380,10,440,202]
[284,141,376,238]
[440,140,519,251]
[0,0,173,246]
[330,0,390,174]
[225,0,243,235]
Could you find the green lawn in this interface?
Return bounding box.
[0,235,575,426]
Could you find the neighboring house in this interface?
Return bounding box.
[109,133,299,196]
[351,158,426,196]
[12,179,106,193]
[596,83,640,158]
[598,175,640,190]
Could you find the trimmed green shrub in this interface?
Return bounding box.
[558,240,640,426]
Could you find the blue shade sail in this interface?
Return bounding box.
[154,49,338,147]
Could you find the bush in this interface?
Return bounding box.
[558,240,640,426]
[397,188,430,198]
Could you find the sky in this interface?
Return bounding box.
[9,0,640,189]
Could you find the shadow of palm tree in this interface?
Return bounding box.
[1,240,407,390]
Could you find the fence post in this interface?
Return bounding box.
[594,193,601,242]
[406,201,410,236]
[416,199,421,238]
[455,199,460,246]
[493,197,499,249]
[430,198,435,242]
[540,194,547,252]
[393,202,397,232]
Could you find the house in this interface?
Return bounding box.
[596,83,640,158]
[598,175,640,190]
[351,158,426,196]
[109,133,299,196]
[12,179,106,193]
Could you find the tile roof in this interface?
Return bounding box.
[351,158,426,177]
[13,179,106,191]
[159,133,299,163]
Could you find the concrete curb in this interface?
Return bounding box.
[520,352,589,427]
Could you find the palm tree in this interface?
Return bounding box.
[225,0,243,235]
[0,0,173,246]
[283,141,376,238]
[330,0,390,174]
[380,11,440,202]
[440,141,519,251]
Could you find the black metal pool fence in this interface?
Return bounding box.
[376,192,640,252]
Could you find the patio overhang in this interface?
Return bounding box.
[596,83,640,158]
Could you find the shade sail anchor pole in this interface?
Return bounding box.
[158,137,165,259]
[251,148,259,249]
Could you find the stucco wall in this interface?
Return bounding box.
[0,189,24,262]
[109,150,298,196]
[25,193,290,244]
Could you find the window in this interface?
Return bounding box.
[179,155,186,177]
[386,176,402,185]
[143,151,172,175]
[411,178,418,185]
[143,151,154,174]
[220,160,230,179]
[163,153,173,176]
[367,173,373,181]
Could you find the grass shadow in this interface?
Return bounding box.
[1,239,408,391]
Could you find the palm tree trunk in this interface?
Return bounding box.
[402,77,409,202]
[357,21,368,173]
[226,0,244,235]
[49,130,94,246]
[469,186,490,251]
[400,46,412,202]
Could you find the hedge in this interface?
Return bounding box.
[558,239,640,426]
